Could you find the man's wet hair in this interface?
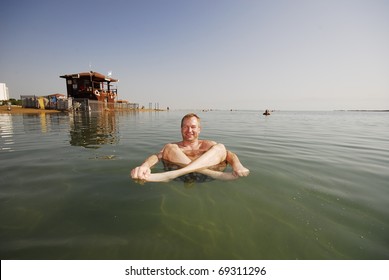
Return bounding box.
[181,113,201,128]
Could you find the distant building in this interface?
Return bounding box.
[60,71,118,103]
[0,83,9,101]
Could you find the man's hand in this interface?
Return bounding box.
[233,166,250,177]
[130,165,151,180]
[226,151,250,178]
[130,154,160,182]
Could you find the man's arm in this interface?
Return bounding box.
[226,150,250,177]
[144,144,250,182]
[131,144,249,183]
[130,151,162,180]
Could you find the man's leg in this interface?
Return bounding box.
[161,143,191,166]
[147,143,238,182]
[162,143,239,181]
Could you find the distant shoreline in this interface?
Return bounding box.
[0,105,164,114]
[335,110,389,112]
[2,106,388,114]
[0,106,62,114]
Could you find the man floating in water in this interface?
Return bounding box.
[130,113,250,183]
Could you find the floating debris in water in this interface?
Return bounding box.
[89,155,116,160]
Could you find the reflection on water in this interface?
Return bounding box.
[69,111,119,148]
[0,114,14,152]
[21,113,65,134]
[2,110,128,151]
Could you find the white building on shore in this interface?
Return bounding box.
[0,83,9,101]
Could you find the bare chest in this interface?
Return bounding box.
[179,141,212,160]
[181,149,205,160]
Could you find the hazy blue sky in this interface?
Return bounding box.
[1,0,388,110]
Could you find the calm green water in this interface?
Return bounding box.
[1,110,388,260]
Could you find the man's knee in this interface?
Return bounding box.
[164,143,179,152]
[214,143,226,152]
[213,143,227,159]
[162,143,181,160]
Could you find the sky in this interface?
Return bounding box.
[1,0,388,110]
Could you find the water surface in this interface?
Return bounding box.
[1,110,388,259]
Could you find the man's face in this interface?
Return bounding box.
[181,117,201,142]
